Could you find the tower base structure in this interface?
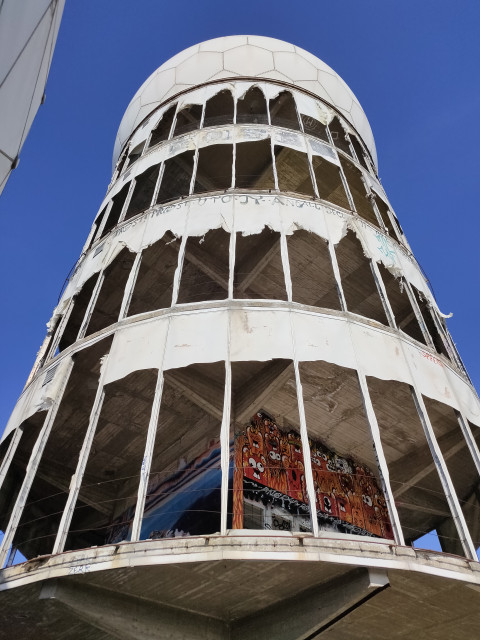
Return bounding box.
[1,537,480,639]
[1,36,480,638]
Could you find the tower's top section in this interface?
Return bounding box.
[113,35,377,169]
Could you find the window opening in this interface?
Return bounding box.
[126,142,145,168]
[9,339,112,559]
[288,231,341,310]
[235,140,274,190]
[58,275,97,352]
[156,151,195,204]
[231,360,313,534]
[269,91,300,130]
[100,183,130,238]
[349,134,369,171]
[124,164,160,221]
[340,157,378,226]
[300,360,393,539]
[377,265,425,344]
[65,367,155,551]
[115,147,129,177]
[367,378,466,555]
[411,286,449,358]
[140,363,225,540]
[173,104,203,137]
[335,230,388,325]
[149,105,176,148]
[177,229,230,304]
[203,90,234,128]
[0,413,46,548]
[234,229,287,300]
[128,233,179,316]
[311,156,349,209]
[301,115,329,142]
[236,87,268,125]
[374,195,398,239]
[85,248,135,336]
[328,117,351,155]
[193,144,233,193]
[274,146,315,197]
[424,398,480,553]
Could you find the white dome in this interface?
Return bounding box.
[113,36,377,169]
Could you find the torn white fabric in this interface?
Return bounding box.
[2,356,73,441]
[4,307,479,443]
[293,91,333,125]
[272,129,306,153]
[62,194,436,317]
[103,318,168,386]
[307,138,339,165]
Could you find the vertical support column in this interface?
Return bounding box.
[118,252,142,320]
[327,241,347,311]
[370,260,397,329]
[130,370,165,542]
[294,362,319,537]
[151,162,165,207]
[368,192,390,233]
[45,297,76,361]
[280,231,293,302]
[0,359,75,567]
[402,279,434,348]
[228,226,236,300]
[456,411,480,476]
[0,426,24,493]
[171,235,187,306]
[356,371,405,545]
[95,200,114,242]
[77,272,105,339]
[118,179,136,224]
[52,356,110,554]
[410,386,477,560]
[326,126,355,212]
[220,360,232,535]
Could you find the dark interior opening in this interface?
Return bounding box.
[236,87,268,125]
[235,139,274,189]
[335,230,388,324]
[156,151,195,204]
[124,164,160,221]
[269,91,300,130]
[203,90,234,128]
[173,104,203,137]
[311,156,349,209]
[194,144,233,193]
[149,105,176,148]
[274,146,314,197]
[234,228,287,300]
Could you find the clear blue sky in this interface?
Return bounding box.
[1,0,479,433]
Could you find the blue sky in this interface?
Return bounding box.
[1,0,479,433]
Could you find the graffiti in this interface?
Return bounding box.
[235,411,393,539]
[376,231,396,263]
[422,351,443,366]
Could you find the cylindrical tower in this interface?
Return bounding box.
[1,36,479,638]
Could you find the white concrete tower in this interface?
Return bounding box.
[1,36,480,639]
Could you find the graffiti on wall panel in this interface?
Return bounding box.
[234,411,393,539]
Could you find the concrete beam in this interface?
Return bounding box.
[234,360,293,423]
[391,427,465,499]
[235,234,280,292]
[40,580,229,640]
[166,369,224,421]
[231,567,389,640]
